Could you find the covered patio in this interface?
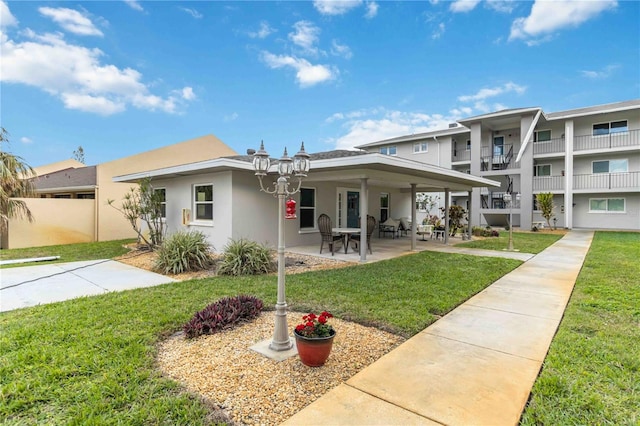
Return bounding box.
[288,231,464,264]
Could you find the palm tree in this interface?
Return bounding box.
[1,127,37,232]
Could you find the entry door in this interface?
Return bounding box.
[493,136,505,156]
[347,191,360,228]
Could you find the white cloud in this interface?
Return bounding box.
[179,87,196,100]
[432,22,445,39]
[486,0,516,13]
[123,0,144,12]
[458,82,526,102]
[328,108,458,150]
[20,136,33,144]
[261,51,337,88]
[313,0,363,16]
[0,1,18,28]
[365,2,379,18]
[38,7,103,36]
[509,0,617,43]
[224,112,239,122]
[1,29,193,116]
[289,21,321,56]
[581,64,620,79]
[449,0,481,13]
[331,39,352,59]
[179,7,203,19]
[249,21,275,39]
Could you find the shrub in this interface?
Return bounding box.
[472,226,499,237]
[183,295,264,339]
[153,230,214,274]
[217,239,275,276]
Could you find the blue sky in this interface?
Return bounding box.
[1,0,638,167]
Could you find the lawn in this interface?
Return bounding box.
[456,230,564,254]
[0,249,521,424]
[521,231,640,425]
[0,239,134,268]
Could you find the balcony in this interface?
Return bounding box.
[533,175,565,192]
[533,137,565,156]
[481,191,522,209]
[480,145,515,171]
[452,149,471,163]
[573,172,639,191]
[574,129,640,152]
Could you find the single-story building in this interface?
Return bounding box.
[3,134,237,249]
[114,148,500,261]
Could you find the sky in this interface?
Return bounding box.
[1,0,639,168]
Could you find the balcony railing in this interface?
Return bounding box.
[574,129,640,151]
[573,172,640,191]
[481,191,522,209]
[452,149,471,162]
[480,145,515,171]
[533,137,565,155]
[533,175,565,191]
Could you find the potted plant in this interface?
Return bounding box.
[294,311,336,367]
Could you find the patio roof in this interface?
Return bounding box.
[113,150,499,192]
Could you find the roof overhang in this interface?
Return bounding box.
[36,185,96,194]
[114,152,500,192]
[355,126,470,149]
[458,107,542,131]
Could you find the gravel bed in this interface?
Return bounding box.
[157,311,405,425]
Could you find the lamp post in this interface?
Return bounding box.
[503,191,520,251]
[253,141,310,351]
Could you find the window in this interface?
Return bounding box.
[534,130,551,142]
[593,120,628,136]
[77,193,95,199]
[590,198,625,213]
[299,187,315,229]
[534,164,551,176]
[54,194,71,199]
[379,146,397,156]
[413,142,428,153]
[380,193,389,222]
[592,159,628,174]
[193,184,213,221]
[466,140,471,151]
[154,188,166,219]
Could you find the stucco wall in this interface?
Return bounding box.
[6,198,95,249]
[97,134,237,242]
[572,193,640,229]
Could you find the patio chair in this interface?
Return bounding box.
[318,214,343,256]
[349,215,376,254]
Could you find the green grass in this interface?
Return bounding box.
[521,231,640,425]
[0,250,521,424]
[0,239,134,268]
[456,231,564,254]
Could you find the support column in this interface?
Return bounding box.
[467,190,472,240]
[444,188,450,244]
[411,184,417,251]
[564,120,574,229]
[360,178,369,262]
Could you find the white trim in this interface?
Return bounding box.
[588,197,626,213]
[299,186,316,230]
[516,109,542,163]
[193,183,213,222]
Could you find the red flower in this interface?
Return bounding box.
[294,311,335,338]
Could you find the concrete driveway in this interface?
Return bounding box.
[0,260,176,312]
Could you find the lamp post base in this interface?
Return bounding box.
[250,338,298,362]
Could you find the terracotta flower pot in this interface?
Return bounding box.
[294,329,336,367]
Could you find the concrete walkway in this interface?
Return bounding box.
[283,230,594,425]
[0,260,176,312]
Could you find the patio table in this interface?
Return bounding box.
[332,227,361,254]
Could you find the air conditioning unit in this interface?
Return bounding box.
[182,209,191,225]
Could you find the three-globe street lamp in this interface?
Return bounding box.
[503,191,520,252]
[253,141,310,351]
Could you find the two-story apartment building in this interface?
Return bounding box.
[357,99,640,231]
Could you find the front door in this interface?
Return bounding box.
[347,191,359,228]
